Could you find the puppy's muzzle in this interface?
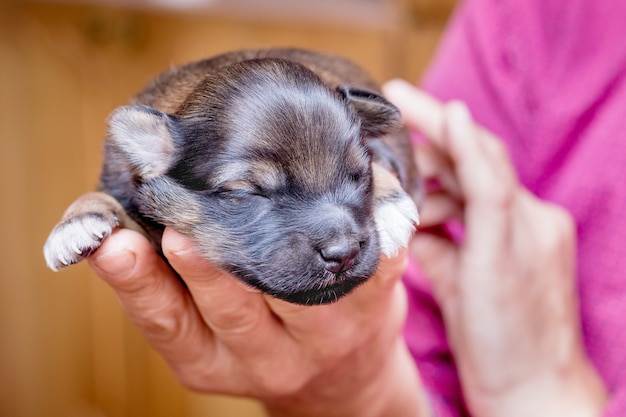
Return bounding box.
[310,203,372,276]
[319,235,361,274]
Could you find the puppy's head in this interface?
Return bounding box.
[107,58,410,305]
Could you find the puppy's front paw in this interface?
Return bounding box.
[371,163,420,258]
[375,192,419,257]
[43,212,119,271]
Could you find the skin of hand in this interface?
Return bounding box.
[87,227,431,417]
[383,79,608,417]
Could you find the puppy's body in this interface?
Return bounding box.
[44,48,420,305]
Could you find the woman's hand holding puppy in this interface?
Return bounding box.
[88,228,430,417]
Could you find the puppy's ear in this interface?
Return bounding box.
[337,87,403,137]
[107,105,178,179]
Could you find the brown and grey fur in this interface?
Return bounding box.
[44,48,420,305]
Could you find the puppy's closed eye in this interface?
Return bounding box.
[216,182,270,201]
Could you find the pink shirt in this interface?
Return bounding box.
[402,0,626,415]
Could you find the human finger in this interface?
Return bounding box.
[162,228,319,394]
[162,228,285,345]
[418,191,463,228]
[414,144,462,200]
[383,80,516,204]
[443,102,518,257]
[267,249,408,354]
[444,102,518,205]
[383,80,463,201]
[383,79,447,149]
[87,229,215,380]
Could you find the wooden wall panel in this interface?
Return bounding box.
[0,15,98,417]
[0,1,453,415]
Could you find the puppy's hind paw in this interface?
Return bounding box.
[43,212,119,271]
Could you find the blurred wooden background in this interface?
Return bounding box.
[0,0,455,415]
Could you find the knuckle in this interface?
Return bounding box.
[208,301,261,335]
[252,366,309,396]
[534,203,576,252]
[133,293,191,345]
[477,128,510,167]
[546,203,575,235]
[493,184,517,208]
[474,181,516,211]
[484,134,508,159]
[176,365,219,393]
[177,354,310,396]
[136,313,183,345]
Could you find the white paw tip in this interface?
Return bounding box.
[375,193,419,258]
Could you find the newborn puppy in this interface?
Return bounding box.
[44,48,420,305]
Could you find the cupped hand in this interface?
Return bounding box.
[383,79,607,417]
[88,227,430,417]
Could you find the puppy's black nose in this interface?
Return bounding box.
[320,240,360,274]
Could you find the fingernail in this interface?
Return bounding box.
[384,78,412,91]
[93,249,136,276]
[382,79,412,98]
[163,228,198,256]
